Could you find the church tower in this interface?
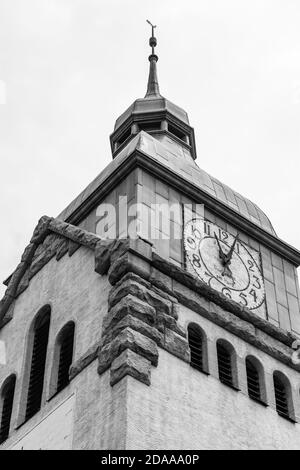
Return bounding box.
[1,25,300,450]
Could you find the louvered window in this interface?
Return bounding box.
[188,324,204,372]
[246,358,261,402]
[25,313,50,421]
[56,323,75,393]
[0,377,16,444]
[274,375,290,420]
[217,343,233,387]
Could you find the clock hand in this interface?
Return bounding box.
[224,233,239,264]
[214,234,226,262]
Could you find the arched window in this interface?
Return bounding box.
[217,340,238,389]
[25,307,51,421]
[187,323,208,373]
[0,375,16,444]
[273,371,294,421]
[55,322,75,394]
[246,356,266,404]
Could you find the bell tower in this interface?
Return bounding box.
[1,25,300,450]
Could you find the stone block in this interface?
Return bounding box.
[69,341,101,381]
[156,312,186,338]
[110,349,151,386]
[103,294,156,333]
[149,267,173,296]
[108,252,151,286]
[102,314,163,347]
[68,240,80,257]
[108,279,172,317]
[98,327,159,376]
[162,329,190,363]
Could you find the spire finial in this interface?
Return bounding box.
[145,20,161,98]
[146,19,157,56]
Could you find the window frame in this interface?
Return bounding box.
[0,374,16,445]
[187,323,209,375]
[49,321,75,400]
[216,339,239,391]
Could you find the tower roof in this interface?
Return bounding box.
[110,22,196,159]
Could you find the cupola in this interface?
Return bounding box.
[110,21,197,160]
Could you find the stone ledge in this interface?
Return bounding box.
[69,341,101,381]
[162,329,190,363]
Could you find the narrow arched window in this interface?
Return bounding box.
[246,357,262,402]
[273,372,294,421]
[0,375,16,444]
[217,340,237,389]
[188,324,204,372]
[56,322,75,394]
[25,308,51,421]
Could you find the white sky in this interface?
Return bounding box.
[1,0,300,297]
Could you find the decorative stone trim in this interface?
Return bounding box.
[110,349,152,387]
[98,327,159,380]
[1,215,299,377]
[0,216,52,325]
[103,295,157,333]
[151,252,298,348]
[69,341,101,381]
[0,217,101,326]
[97,268,190,386]
[96,238,300,373]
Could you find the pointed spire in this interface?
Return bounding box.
[145,20,161,98]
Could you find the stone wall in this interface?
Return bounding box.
[75,169,300,335]
[0,245,111,449]
[1,221,300,450]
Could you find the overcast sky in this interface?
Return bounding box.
[1,0,300,297]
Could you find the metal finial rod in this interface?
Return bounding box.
[145,19,160,97]
[146,19,157,56]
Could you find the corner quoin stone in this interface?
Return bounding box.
[110,348,152,386]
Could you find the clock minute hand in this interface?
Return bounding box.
[224,233,239,264]
[214,234,226,263]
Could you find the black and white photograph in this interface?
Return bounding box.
[0,0,300,453]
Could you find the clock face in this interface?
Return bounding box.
[184,218,265,310]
